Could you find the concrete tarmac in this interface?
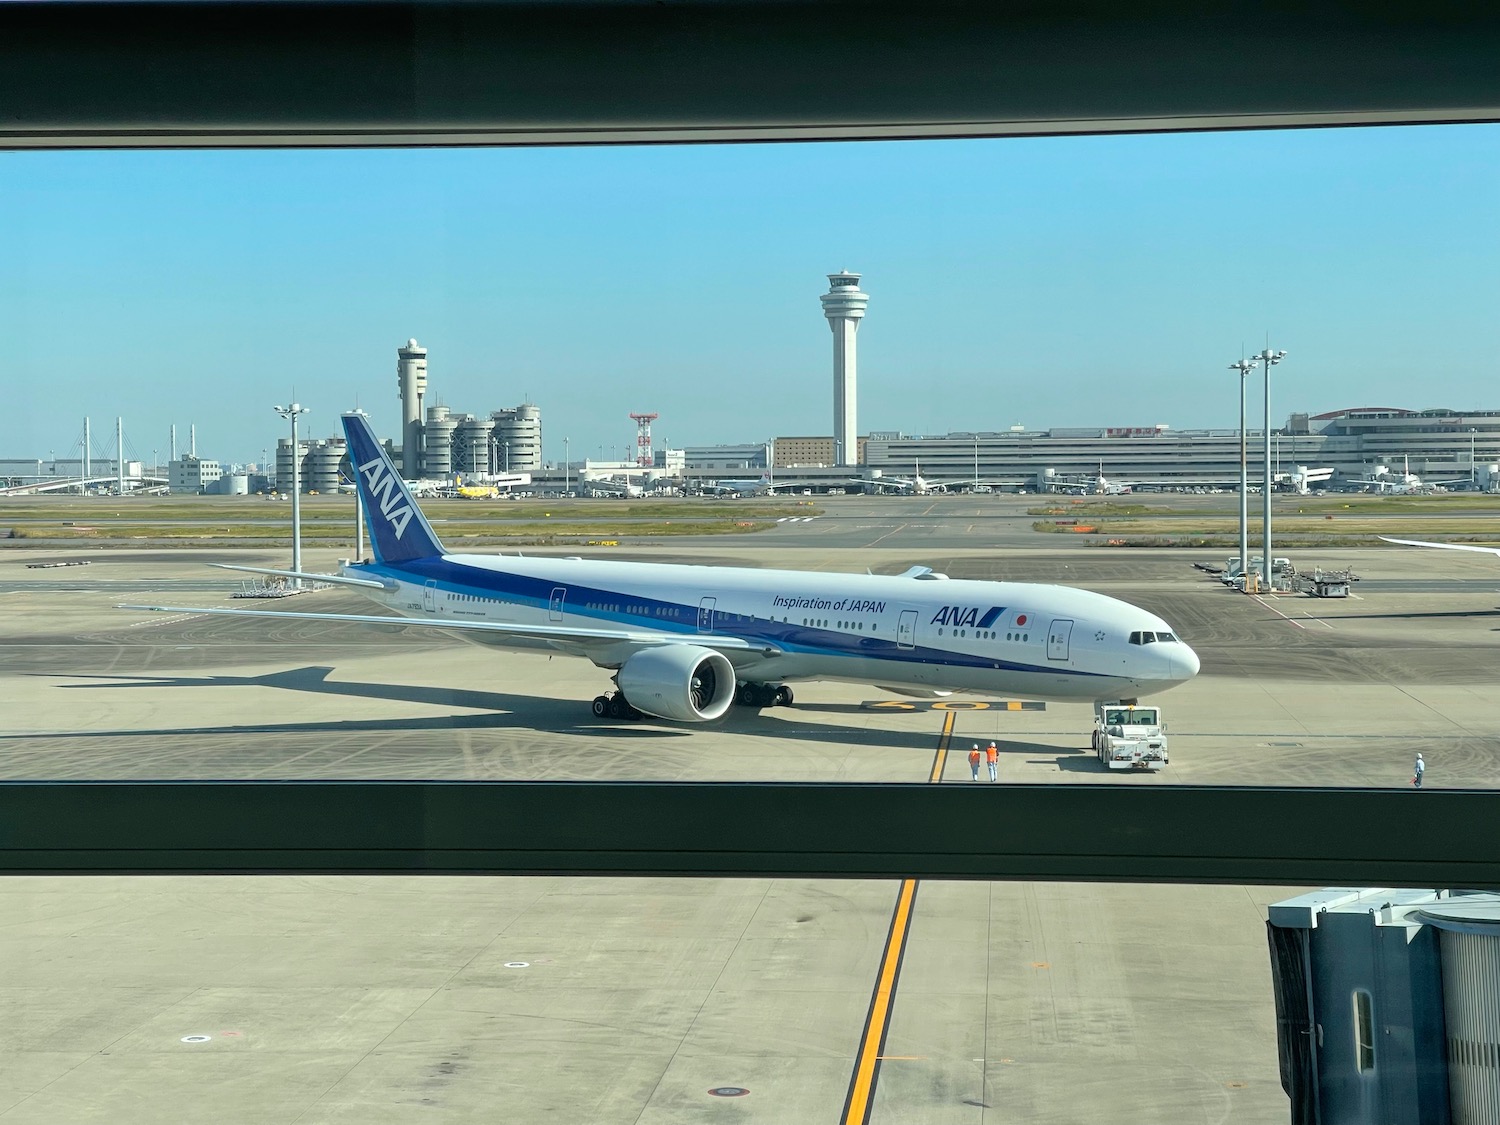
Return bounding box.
[5,511,1500,1122]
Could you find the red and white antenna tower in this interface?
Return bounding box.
[629,412,659,468]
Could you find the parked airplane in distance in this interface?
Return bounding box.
[703,472,773,497]
[866,458,950,494]
[123,414,1199,723]
[1352,456,1467,494]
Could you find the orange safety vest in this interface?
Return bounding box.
[968,749,982,766]
[985,745,998,763]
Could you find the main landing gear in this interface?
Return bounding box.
[591,691,643,720]
[736,682,794,709]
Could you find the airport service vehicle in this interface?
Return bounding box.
[1297,568,1355,598]
[1221,555,1292,585]
[124,414,1199,725]
[1092,702,1169,770]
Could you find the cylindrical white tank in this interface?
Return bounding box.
[276,438,305,493]
[491,404,543,472]
[306,440,345,494]
[224,473,250,496]
[423,410,458,479]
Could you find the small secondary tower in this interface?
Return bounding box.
[396,338,428,479]
[629,412,658,468]
[821,270,869,467]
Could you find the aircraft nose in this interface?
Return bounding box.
[1169,643,1201,681]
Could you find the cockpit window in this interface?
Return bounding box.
[1129,630,1178,645]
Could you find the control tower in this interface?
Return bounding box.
[820,271,868,467]
[396,338,428,479]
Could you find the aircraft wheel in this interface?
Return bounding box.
[738,684,759,707]
[606,696,624,719]
[592,696,608,717]
[775,685,793,707]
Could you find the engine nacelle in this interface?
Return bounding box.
[617,645,736,722]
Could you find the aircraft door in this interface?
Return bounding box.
[1047,618,1074,661]
[423,579,438,613]
[549,587,566,622]
[697,597,716,633]
[897,609,918,650]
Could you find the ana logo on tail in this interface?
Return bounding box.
[359,456,415,539]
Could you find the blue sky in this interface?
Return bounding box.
[3,126,1499,466]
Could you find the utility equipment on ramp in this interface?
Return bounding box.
[1093,702,1169,771]
[1298,568,1356,598]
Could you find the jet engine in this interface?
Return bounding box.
[616,645,736,722]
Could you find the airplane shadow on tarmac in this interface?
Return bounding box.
[37,667,940,750]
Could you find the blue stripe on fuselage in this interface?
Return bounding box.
[359,557,1107,679]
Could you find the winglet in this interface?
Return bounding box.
[342,413,445,563]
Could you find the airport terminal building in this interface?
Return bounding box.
[851,408,1500,492]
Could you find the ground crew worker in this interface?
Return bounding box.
[1414,753,1425,789]
[986,741,999,782]
[968,745,982,781]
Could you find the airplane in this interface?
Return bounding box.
[1054,463,1138,496]
[1349,456,1467,494]
[703,472,774,497]
[582,477,644,499]
[121,413,1200,724]
[1056,474,1131,497]
[865,458,949,495]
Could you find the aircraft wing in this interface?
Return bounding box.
[117,603,784,663]
[1379,536,1500,557]
[212,564,397,591]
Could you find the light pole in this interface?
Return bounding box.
[1228,356,1256,582]
[503,440,511,474]
[564,437,570,495]
[1250,348,1287,588]
[274,402,310,588]
[973,438,980,491]
[1471,428,1478,486]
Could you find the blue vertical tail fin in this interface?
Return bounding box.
[342,412,445,563]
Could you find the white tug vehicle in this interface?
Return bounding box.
[1092,702,1170,771]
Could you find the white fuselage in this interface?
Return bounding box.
[345,553,1199,702]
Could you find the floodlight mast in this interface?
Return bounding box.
[1228,356,1257,585]
[274,402,310,589]
[1250,348,1286,587]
